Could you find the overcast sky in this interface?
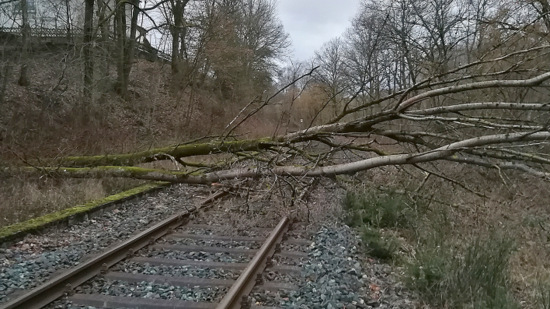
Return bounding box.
[277,0,361,62]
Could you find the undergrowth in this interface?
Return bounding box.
[536,276,550,309]
[343,188,521,308]
[408,233,518,308]
[342,190,416,260]
[0,176,145,227]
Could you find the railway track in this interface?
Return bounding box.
[1,190,311,309]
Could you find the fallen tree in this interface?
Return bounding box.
[3,44,550,187]
[5,129,550,184]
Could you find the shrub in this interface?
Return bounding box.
[407,233,519,309]
[360,226,398,261]
[536,277,550,309]
[342,190,416,261]
[342,190,415,229]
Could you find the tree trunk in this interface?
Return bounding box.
[18,0,30,87]
[170,0,190,77]
[121,0,140,96]
[65,0,72,42]
[0,63,12,105]
[170,0,182,75]
[115,0,127,96]
[83,0,95,98]
[54,138,277,167]
[97,0,111,92]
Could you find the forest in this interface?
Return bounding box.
[1,0,550,307]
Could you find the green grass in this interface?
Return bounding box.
[343,190,415,229]
[360,226,398,261]
[407,233,518,308]
[342,188,520,308]
[536,277,550,309]
[342,190,417,260]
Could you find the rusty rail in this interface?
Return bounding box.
[0,212,189,309]
[1,191,294,309]
[216,216,290,309]
[0,189,227,309]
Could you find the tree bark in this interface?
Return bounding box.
[0,63,12,105]
[115,0,127,96]
[54,138,277,167]
[122,0,140,94]
[97,0,112,91]
[17,0,30,87]
[83,0,95,98]
[7,131,550,184]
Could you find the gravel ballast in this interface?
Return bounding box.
[1,183,418,308]
[252,224,417,308]
[0,184,203,303]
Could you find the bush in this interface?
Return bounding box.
[407,233,518,309]
[360,226,398,261]
[342,190,415,229]
[342,190,417,261]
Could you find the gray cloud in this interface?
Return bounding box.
[277,0,360,61]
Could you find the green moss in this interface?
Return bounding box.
[58,138,276,167]
[0,182,168,240]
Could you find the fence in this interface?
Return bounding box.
[0,27,83,38]
[0,27,171,62]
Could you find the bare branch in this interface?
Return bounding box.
[396,71,550,112]
[407,102,550,115]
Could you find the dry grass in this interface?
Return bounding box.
[344,163,550,308]
[0,53,263,228]
[0,176,144,228]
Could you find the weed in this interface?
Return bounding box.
[536,276,550,309]
[407,233,518,308]
[343,190,415,261]
[343,190,415,229]
[361,226,398,260]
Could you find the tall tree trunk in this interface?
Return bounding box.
[18,0,30,87]
[121,0,139,96]
[83,0,95,98]
[114,0,140,98]
[0,63,12,105]
[115,0,128,97]
[170,0,182,75]
[65,0,71,41]
[97,0,111,91]
[170,0,190,76]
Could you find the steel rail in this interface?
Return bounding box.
[0,212,189,309]
[216,216,290,309]
[1,190,228,309]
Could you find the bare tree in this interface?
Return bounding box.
[313,38,349,119]
[201,0,289,98]
[4,0,550,194]
[17,0,30,86]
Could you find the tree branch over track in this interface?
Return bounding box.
[5,40,550,186]
[5,131,550,184]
